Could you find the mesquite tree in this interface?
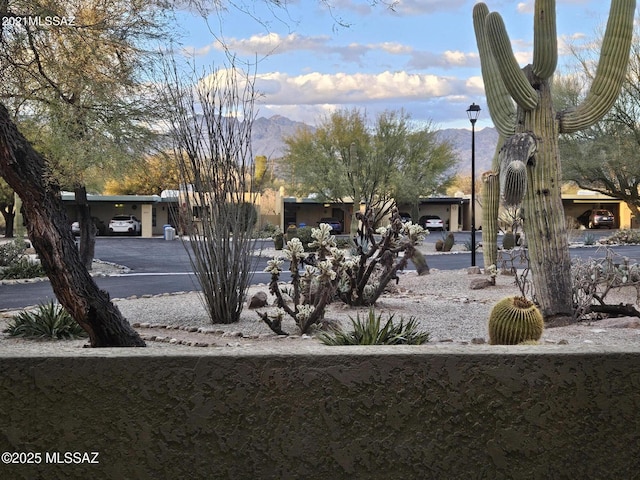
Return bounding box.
[0,103,145,347]
[473,0,635,322]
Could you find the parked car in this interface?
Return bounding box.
[71,217,107,236]
[109,215,142,235]
[318,217,343,234]
[399,212,412,223]
[418,215,444,231]
[577,209,615,229]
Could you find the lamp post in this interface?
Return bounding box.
[466,103,481,267]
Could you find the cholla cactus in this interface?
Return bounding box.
[308,223,336,260]
[257,208,428,335]
[257,232,331,335]
[473,0,635,319]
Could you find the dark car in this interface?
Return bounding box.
[577,209,615,229]
[399,212,412,223]
[71,217,107,236]
[418,215,444,231]
[318,217,343,234]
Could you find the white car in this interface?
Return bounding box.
[109,215,141,235]
[419,215,445,231]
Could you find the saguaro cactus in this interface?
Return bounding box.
[473,0,635,322]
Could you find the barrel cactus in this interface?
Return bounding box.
[443,233,454,252]
[274,232,284,250]
[502,230,516,250]
[488,296,544,345]
[473,0,635,321]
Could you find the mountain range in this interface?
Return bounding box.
[251,115,500,176]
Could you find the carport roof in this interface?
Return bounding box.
[283,196,470,205]
[60,192,170,203]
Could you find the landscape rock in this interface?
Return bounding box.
[248,291,268,309]
[469,278,493,290]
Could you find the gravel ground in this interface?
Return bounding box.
[1,241,640,351]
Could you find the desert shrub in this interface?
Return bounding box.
[291,226,317,251]
[600,229,640,245]
[571,248,640,321]
[0,239,27,266]
[256,222,280,238]
[4,301,87,340]
[319,309,430,346]
[0,258,46,280]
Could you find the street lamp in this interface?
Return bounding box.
[466,103,481,267]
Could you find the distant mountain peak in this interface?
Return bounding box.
[251,115,499,175]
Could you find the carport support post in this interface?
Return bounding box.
[141,204,153,238]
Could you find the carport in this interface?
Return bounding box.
[61,192,178,237]
[562,191,631,229]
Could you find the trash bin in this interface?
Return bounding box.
[163,225,175,240]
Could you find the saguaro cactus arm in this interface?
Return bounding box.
[558,0,636,133]
[473,3,516,138]
[532,0,557,79]
[499,133,538,206]
[486,11,538,110]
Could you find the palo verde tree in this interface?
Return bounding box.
[103,152,182,196]
[161,59,259,324]
[282,108,456,234]
[0,0,170,268]
[473,0,635,322]
[0,103,145,346]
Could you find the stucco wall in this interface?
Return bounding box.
[1,346,639,479]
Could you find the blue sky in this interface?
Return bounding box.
[173,0,628,130]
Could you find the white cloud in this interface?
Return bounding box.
[198,67,480,126]
[391,0,467,16]
[253,70,464,106]
[517,2,534,14]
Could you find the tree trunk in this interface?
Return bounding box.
[75,185,95,270]
[0,103,145,347]
[0,202,14,237]
[519,71,573,321]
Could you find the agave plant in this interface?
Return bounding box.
[319,309,430,346]
[4,301,87,340]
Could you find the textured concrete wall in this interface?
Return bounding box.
[1,346,639,479]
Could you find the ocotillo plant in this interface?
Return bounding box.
[473,0,635,322]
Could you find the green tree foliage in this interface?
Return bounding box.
[558,28,640,220]
[0,0,170,191]
[282,108,457,230]
[1,0,172,267]
[103,153,182,195]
